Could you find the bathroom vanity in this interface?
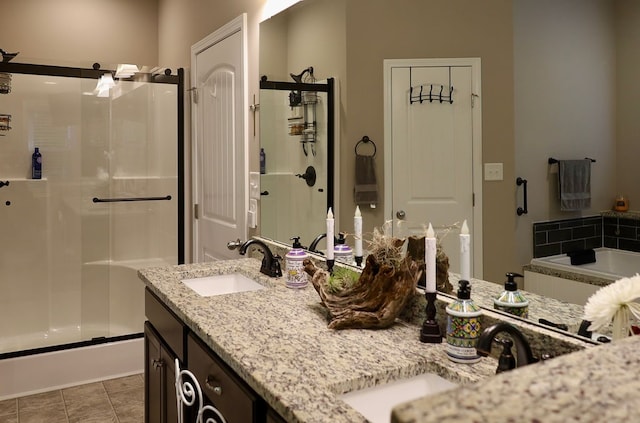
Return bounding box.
[139,258,638,423]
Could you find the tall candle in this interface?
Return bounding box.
[460,220,471,281]
[354,206,363,258]
[425,223,436,293]
[326,207,335,260]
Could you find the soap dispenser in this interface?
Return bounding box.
[494,272,528,318]
[445,280,481,364]
[333,232,353,265]
[285,236,310,289]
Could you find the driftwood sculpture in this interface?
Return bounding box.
[303,236,420,330]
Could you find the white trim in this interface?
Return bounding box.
[190,14,249,260]
[383,58,483,278]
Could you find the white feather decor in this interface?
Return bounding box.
[583,274,640,340]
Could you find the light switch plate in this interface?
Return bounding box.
[249,172,260,199]
[484,163,503,181]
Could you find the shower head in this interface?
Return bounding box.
[0,49,19,63]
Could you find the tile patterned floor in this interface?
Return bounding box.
[0,374,144,423]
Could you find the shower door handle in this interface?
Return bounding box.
[92,195,172,203]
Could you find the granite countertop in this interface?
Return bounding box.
[392,334,640,423]
[139,258,499,423]
[139,258,606,423]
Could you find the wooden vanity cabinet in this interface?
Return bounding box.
[187,333,266,422]
[144,288,287,423]
[145,289,186,423]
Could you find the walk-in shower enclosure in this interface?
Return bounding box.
[0,62,184,357]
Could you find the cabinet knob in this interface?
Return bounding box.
[396,210,406,220]
[205,376,223,396]
[152,359,164,370]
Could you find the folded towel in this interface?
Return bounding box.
[354,154,378,207]
[558,159,591,211]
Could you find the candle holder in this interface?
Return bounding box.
[326,259,335,274]
[420,291,442,343]
[354,255,363,267]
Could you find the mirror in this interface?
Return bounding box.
[259,77,335,245]
[258,0,633,343]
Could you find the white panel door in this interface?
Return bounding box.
[192,15,247,262]
[385,59,482,278]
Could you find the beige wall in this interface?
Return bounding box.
[345,0,516,283]
[616,0,640,206]
[0,0,158,67]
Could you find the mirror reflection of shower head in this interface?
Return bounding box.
[290,66,314,83]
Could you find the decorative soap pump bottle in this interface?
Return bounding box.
[445,280,482,364]
[333,232,353,265]
[285,237,310,289]
[493,272,529,318]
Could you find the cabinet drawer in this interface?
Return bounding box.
[145,288,185,361]
[187,333,262,423]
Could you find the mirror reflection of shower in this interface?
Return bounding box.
[259,75,335,248]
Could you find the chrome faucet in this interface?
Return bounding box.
[476,323,538,371]
[227,238,282,278]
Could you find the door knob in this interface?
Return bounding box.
[396,210,406,220]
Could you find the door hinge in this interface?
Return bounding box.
[188,87,198,104]
[194,204,199,219]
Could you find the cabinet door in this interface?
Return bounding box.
[145,322,163,423]
[145,321,180,423]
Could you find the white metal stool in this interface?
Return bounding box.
[175,358,228,423]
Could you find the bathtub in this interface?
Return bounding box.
[524,248,640,306]
[530,248,640,281]
[0,257,172,400]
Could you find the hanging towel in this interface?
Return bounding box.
[354,154,378,208]
[558,159,591,211]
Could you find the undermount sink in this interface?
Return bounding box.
[181,273,265,297]
[339,373,457,423]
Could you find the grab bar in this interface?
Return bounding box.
[92,195,172,203]
[516,177,528,216]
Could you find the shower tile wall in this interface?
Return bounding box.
[532,216,602,258]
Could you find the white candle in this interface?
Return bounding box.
[425,223,436,293]
[354,206,363,257]
[326,207,335,260]
[460,220,471,281]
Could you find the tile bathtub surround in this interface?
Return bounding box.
[602,214,640,252]
[533,216,602,258]
[0,374,143,423]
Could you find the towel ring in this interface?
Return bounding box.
[355,136,376,157]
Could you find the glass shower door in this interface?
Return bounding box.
[0,67,179,356]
